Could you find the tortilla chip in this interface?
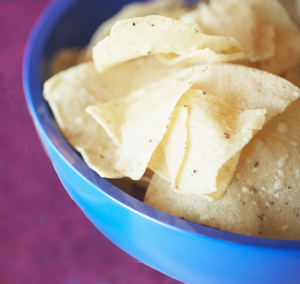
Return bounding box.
[148,103,188,180]
[155,48,246,66]
[44,62,122,178]
[147,140,169,181]
[145,95,300,239]
[145,173,263,236]
[79,0,186,62]
[173,89,266,201]
[193,63,300,123]
[244,0,300,74]
[179,0,275,61]
[246,97,300,239]
[87,66,205,180]
[44,56,182,177]
[93,15,243,72]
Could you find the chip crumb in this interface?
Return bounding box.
[277,122,288,133]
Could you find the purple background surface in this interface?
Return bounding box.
[0,0,182,283]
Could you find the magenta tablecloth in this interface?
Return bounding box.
[0,0,182,283]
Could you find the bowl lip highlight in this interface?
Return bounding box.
[23,0,300,250]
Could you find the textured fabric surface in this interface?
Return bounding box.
[0,0,182,283]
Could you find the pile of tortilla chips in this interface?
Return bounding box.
[44,0,300,239]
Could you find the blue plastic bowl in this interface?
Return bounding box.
[23,0,300,283]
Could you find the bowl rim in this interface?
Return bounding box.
[23,0,300,250]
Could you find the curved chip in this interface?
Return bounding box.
[79,0,185,62]
[155,48,246,66]
[93,15,243,72]
[87,66,205,180]
[144,173,263,236]
[173,89,266,201]
[179,0,276,61]
[145,96,300,239]
[148,102,188,180]
[243,0,300,74]
[193,63,300,123]
[43,56,183,178]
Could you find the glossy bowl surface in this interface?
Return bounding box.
[23,0,300,283]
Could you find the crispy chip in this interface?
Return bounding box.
[157,64,300,200]
[44,62,122,178]
[145,173,263,236]
[87,66,205,180]
[44,56,182,178]
[245,97,300,239]
[193,64,300,123]
[146,96,300,239]
[244,0,300,74]
[79,0,185,62]
[155,48,246,66]
[148,103,188,180]
[180,0,275,60]
[173,89,266,201]
[93,15,242,72]
[179,0,300,74]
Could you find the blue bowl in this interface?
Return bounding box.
[23,0,300,283]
